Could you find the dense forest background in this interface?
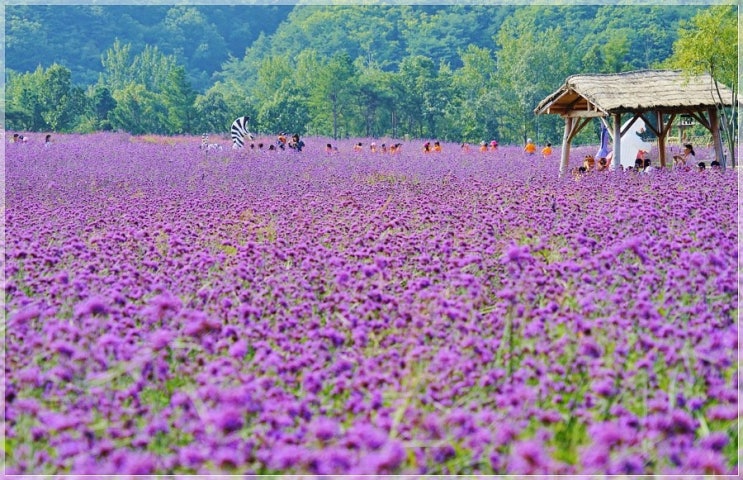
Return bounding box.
[4,4,735,145]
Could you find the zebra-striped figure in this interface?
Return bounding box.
[200,133,222,151]
[230,116,253,149]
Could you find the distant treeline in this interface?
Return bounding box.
[5,5,724,144]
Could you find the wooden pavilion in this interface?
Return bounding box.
[534,70,736,175]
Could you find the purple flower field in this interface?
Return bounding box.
[4,132,739,475]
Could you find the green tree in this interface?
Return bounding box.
[353,60,397,137]
[206,78,255,130]
[193,90,233,134]
[131,45,179,93]
[400,6,504,70]
[99,39,134,92]
[161,6,228,91]
[76,85,117,132]
[397,55,448,138]
[251,55,297,134]
[600,29,632,73]
[5,11,48,73]
[447,45,500,143]
[161,66,197,134]
[664,5,737,166]
[6,64,85,131]
[587,5,700,72]
[312,51,358,139]
[257,91,310,136]
[495,14,575,145]
[6,68,45,130]
[39,64,86,131]
[108,83,167,134]
[91,85,117,130]
[100,40,178,94]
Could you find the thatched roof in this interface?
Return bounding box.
[535,69,736,117]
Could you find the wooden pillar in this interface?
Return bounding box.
[656,110,667,168]
[708,107,725,170]
[559,116,573,177]
[611,114,622,170]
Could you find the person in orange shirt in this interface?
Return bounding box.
[433,141,442,153]
[541,142,553,158]
[524,138,537,155]
[479,141,488,153]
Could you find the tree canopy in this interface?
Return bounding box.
[664,5,738,166]
[7,4,730,145]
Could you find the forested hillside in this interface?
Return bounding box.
[6,5,292,89]
[7,4,735,145]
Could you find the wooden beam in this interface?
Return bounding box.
[660,113,677,137]
[636,111,676,139]
[563,110,606,118]
[607,106,729,116]
[639,113,661,137]
[612,114,622,170]
[560,116,573,178]
[656,111,667,168]
[688,111,711,130]
[557,116,594,178]
[620,113,643,137]
[564,91,584,110]
[637,112,676,169]
[571,117,592,142]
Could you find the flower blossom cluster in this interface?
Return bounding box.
[4,133,738,475]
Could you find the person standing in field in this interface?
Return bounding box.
[288,134,305,152]
[524,138,537,155]
[541,142,553,158]
[277,134,287,150]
